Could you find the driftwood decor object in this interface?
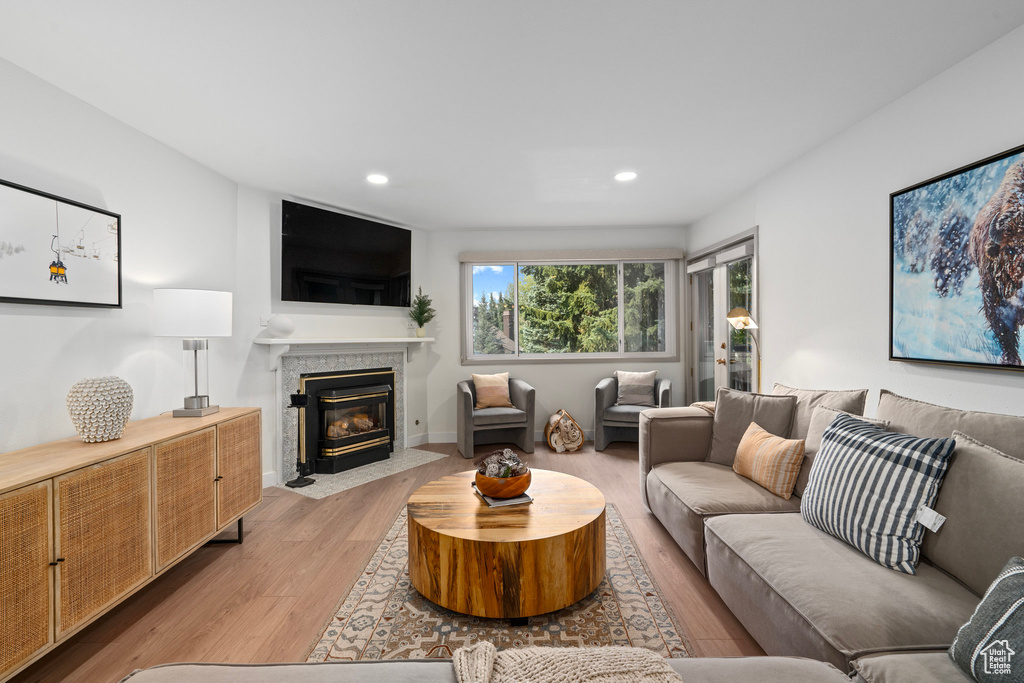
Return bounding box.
[544,409,583,453]
[0,408,261,682]
[407,469,605,620]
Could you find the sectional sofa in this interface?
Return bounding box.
[640,386,1024,679]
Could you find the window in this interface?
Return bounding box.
[464,258,677,362]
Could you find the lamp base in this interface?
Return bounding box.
[172,405,220,418]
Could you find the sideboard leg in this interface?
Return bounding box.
[206,518,244,545]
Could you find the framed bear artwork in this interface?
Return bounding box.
[890,142,1024,370]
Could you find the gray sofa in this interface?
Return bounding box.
[118,656,851,682]
[594,375,671,451]
[641,387,1024,675]
[456,377,535,458]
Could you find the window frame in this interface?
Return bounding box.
[461,257,679,364]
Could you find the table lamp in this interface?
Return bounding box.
[154,289,233,417]
[726,306,761,393]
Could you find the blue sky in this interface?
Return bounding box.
[472,264,514,306]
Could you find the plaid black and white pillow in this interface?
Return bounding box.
[800,413,955,574]
[949,556,1024,682]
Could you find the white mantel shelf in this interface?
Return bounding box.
[254,336,434,366]
[254,337,434,346]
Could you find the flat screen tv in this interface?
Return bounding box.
[281,200,411,307]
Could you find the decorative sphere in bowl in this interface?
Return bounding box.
[475,469,531,499]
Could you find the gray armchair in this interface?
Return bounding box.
[456,377,536,458]
[595,376,671,451]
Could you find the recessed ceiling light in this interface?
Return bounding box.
[367,174,389,185]
[614,171,638,182]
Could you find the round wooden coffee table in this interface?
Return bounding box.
[407,469,605,620]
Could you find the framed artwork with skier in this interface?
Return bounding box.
[890,142,1024,371]
[0,178,121,308]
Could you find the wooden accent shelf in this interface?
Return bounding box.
[0,408,262,682]
[407,469,606,619]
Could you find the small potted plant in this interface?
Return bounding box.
[409,287,436,337]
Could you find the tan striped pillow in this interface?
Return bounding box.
[471,372,514,409]
[733,422,805,499]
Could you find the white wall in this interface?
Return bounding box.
[0,58,241,453]
[421,226,687,442]
[688,25,1024,416]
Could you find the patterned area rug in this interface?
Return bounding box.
[277,447,450,500]
[306,504,692,661]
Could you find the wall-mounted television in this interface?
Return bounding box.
[281,200,411,307]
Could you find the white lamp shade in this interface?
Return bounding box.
[154,289,233,337]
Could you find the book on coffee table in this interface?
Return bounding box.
[472,483,533,507]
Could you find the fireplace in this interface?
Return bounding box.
[298,368,395,474]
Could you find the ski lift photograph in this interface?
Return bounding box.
[0,177,121,307]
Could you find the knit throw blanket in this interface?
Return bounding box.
[452,642,683,683]
[689,401,716,417]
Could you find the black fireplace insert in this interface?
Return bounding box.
[298,368,395,474]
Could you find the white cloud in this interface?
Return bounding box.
[472,265,505,274]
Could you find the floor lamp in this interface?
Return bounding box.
[726,307,761,393]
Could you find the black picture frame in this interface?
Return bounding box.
[0,178,121,308]
[890,142,1024,371]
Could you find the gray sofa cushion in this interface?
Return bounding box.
[668,656,849,682]
[118,660,459,682]
[708,388,797,467]
[472,406,527,426]
[772,383,869,440]
[118,656,850,683]
[703,513,979,671]
[923,433,1024,595]
[851,651,972,682]
[646,462,800,575]
[603,404,645,425]
[876,390,1024,461]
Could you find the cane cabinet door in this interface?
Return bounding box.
[0,481,52,679]
[53,449,152,638]
[154,427,216,571]
[215,412,262,529]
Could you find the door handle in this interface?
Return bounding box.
[715,359,726,365]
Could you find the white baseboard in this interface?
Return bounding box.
[428,432,457,444]
[423,431,594,445]
[262,471,279,488]
[407,433,430,448]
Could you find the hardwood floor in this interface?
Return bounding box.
[13,441,762,682]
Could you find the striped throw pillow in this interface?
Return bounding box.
[733,422,805,499]
[800,413,956,574]
[949,556,1024,680]
[615,370,657,407]
[471,372,514,409]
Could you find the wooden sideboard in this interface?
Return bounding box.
[0,408,262,682]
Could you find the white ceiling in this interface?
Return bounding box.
[1,1,1023,231]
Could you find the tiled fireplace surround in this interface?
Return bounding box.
[278,350,406,483]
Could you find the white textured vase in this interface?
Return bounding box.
[66,376,134,443]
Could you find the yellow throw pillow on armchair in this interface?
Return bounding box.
[733,422,805,500]
[471,372,515,409]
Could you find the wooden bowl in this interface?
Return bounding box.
[475,469,532,499]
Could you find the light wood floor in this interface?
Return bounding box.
[14,441,763,682]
